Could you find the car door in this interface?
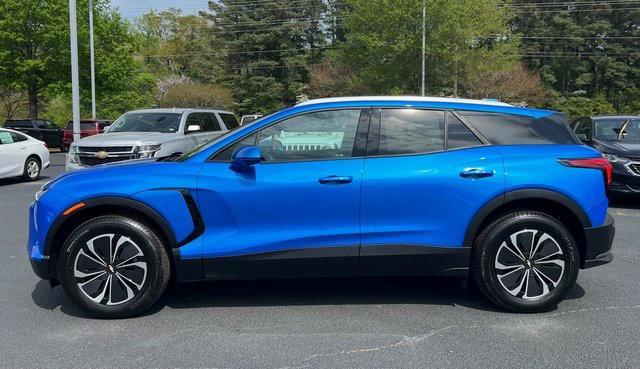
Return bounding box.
[36,120,61,147]
[198,112,224,143]
[196,109,368,279]
[359,109,505,276]
[0,131,29,178]
[183,112,208,149]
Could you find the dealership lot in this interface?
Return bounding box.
[1,153,640,368]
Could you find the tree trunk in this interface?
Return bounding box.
[28,82,38,119]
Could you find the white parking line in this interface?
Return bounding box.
[609,209,640,218]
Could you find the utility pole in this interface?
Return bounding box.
[421,0,426,96]
[89,0,96,119]
[69,0,81,143]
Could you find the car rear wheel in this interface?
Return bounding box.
[58,215,171,318]
[22,156,41,181]
[472,211,579,313]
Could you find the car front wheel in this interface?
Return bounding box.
[58,215,171,318]
[472,211,579,313]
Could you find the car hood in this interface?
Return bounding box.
[74,131,175,146]
[595,139,640,157]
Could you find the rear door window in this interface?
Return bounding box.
[185,113,203,132]
[198,113,220,132]
[375,109,445,156]
[6,120,32,128]
[219,113,239,130]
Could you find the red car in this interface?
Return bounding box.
[61,119,112,152]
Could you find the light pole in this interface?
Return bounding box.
[89,0,96,119]
[421,0,426,96]
[69,0,81,142]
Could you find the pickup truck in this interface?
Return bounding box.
[66,108,238,170]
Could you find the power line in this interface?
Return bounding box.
[141,46,337,58]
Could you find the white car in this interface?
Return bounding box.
[66,108,239,171]
[0,127,50,181]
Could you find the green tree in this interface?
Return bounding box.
[335,0,518,96]
[0,0,69,119]
[202,0,327,115]
[510,0,640,112]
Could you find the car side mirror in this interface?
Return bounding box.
[186,125,201,133]
[576,133,590,143]
[230,146,262,171]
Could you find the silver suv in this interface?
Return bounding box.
[66,108,238,171]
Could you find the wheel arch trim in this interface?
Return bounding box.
[463,188,592,249]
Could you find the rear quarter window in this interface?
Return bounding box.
[457,111,578,145]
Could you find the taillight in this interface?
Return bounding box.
[559,157,613,189]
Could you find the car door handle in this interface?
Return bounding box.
[201,138,208,142]
[460,168,494,179]
[318,175,353,185]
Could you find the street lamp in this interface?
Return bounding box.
[69,0,81,142]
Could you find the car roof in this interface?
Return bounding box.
[590,115,640,120]
[0,127,28,135]
[297,96,514,107]
[294,96,557,118]
[125,108,234,115]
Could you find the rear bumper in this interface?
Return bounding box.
[581,214,615,268]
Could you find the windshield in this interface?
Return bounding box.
[594,118,640,140]
[108,112,182,133]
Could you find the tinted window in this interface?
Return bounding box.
[458,111,577,145]
[198,113,220,132]
[573,118,592,138]
[98,121,111,130]
[377,109,444,156]
[447,112,482,149]
[109,113,182,133]
[5,120,32,128]
[220,113,239,130]
[213,133,259,161]
[36,121,55,129]
[257,109,361,162]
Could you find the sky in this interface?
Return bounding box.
[110,0,210,20]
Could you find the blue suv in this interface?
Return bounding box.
[28,97,615,318]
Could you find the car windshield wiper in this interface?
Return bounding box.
[617,120,630,140]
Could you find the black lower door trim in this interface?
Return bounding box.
[360,244,471,277]
[202,246,360,280]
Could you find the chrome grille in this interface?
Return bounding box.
[629,163,640,176]
[77,145,136,166]
[79,146,133,153]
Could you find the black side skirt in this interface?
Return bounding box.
[176,244,471,282]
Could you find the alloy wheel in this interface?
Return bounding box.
[494,229,565,300]
[26,160,39,178]
[73,233,148,306]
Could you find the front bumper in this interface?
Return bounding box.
[65,159,85,171]
[582,214,615,268]
[30,257,51,280]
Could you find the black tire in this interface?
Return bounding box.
[472,211,579,313]
[22,156,41,181]
[59,144,67,153]
[58,215,171,318]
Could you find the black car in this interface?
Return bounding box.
[4,119,62,150]
[572,115,640,194]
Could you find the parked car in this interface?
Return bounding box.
[4,119,63,150]
[61,119,112,152]
[0,128,50,181]
[240,114,262,125]
[572,115,640,194]
[65,108,234,171]
[29,96,614,318]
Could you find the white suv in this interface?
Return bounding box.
[66,108,238,171]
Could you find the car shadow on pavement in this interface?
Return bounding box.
[31,276,586,319]
[0,175,51,187]
[609,196,640,210]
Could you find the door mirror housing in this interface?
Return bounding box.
[230,146,262,171]
[186,125,201,133]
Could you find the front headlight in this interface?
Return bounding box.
[67,145,78,163]
[603,154,629,164]
[138,144,161,158]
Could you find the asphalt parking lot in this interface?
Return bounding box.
[1,153,639,369]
